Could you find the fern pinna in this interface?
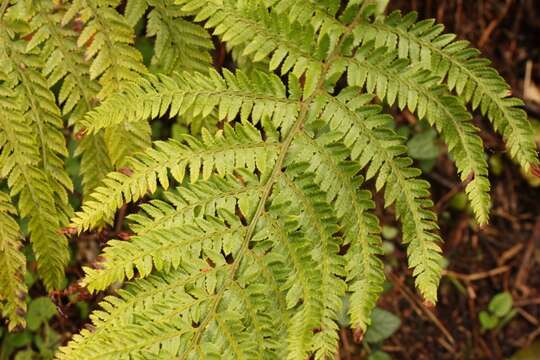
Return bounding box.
[0,0,537,358]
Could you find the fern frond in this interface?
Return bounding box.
[319,89,443,302]
[58,2,539,358]
[62,181,297,359]
[276,166,346,359]
[261,196,323,359]
[83,214,247,291]
[78,254,277,358]
[0,99,70,289]
[27,0,112,194]
[63,0,146,97]
[64,0,151,167]
[181,1,500,225]
[72,122,279,231]
[129,171,264,235]
[82,172,263,292]
[80,69,299,134]
[0,44,72,213]
[58,253,284,359]
[0,191,27,331]
[339,41,491,223]
[126,0,214,74]
[27,0,99,121]
[354,10,539,171]
[0,15,72,289]
[290,133,384,331]
[178,0,330,97]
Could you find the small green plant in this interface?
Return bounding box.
[479,292,516,332]
[0,291,60,359]
[364,308,400,358]
[0,0,539,358]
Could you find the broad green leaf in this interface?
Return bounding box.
[27,297,57,331]
[365,308,401,343]
[488,292,513,317]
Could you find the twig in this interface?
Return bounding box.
[339,328,352,360]
[427,172,455,189]
[498,243,524,265]
[435,176,471,213]
[515,216,540,293]
[516,307,539,326]
[0,0,9,19]
[437,337,454,353]
[523,60,533,100]
[478,0,513,48]
[515,297,540,306]
[387,273,456,345]
[443,266,510,282]
[527,326,540,344]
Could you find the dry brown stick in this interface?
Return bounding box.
[515,216,540,292]
[478,0,513,48]
[515,297,540,306]
[427,172,455,189]
[498,243,524,265]
[387,273,456,345]
[443,266,510,282]
[435,175,472,213]
[527,326,540,344]
[516,307,539,326]
[437,337,454,354]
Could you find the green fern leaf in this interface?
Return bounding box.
[339,41,491,223]
[79,69,299,134]
[27,0,112,194]
[0,12,71,290]
[354,10,539,171]
[72,122,280,232]
[0,191,27,331]
[319,89,443,302]
[126,0,214,74]
[290,133,384,331]
[64,0,151,168]
[52,1,538,358]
